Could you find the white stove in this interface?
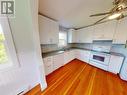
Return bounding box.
[92,45,111,53]
[89,45,111,70]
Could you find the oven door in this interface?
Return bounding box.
[90,52,110,66]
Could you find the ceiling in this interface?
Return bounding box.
[39,0,113,29]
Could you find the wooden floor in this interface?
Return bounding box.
[42,59,127,95]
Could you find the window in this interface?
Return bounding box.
[0,25,8,64]
[0,17,18,70]
[58,31,67,47]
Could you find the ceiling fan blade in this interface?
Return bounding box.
[116,14,124,20]
[90,12,111,17]
[113,0,127,5]
[94,15,109,24]
[122,6,127,11]
[112,0,127,12]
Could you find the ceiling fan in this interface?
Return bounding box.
[90,0,127,24]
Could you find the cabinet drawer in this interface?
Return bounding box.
[53,54,64,71]
[108,55,124,74]
[44,65,53,75]
[83,51,91,56]
[43,56,53,75]
[43,56,53,66]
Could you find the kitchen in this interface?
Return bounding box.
[39,0,127,94]
[0,0,127,95]
[40,18,125,75]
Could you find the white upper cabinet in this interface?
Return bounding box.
[50,19,59,44]
[76,26,93,43]
[68,29,77,43]
[75,29,81,43]
[39,15,59,44]
[113,18,127,44]
[93,21,116,40]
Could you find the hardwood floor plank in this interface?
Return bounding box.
[67,65,94,95]
[41,59,127,95]
[90,69,107,95]
[63,65,87,95]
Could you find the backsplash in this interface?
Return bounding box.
[70,41,113,50]
[70,43,93,50]
[41,42,127,62]
[71,43,127,62]
[41,44,72,53]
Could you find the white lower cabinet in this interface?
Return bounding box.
[82,50,91,63]
[43,56,53,75]
[89,60,108,71]
[75,50,81,60]
[44,50,76,75]
[43,49,124,75]
[43,53,64,75]
[53,53,64,71]
[75,49,90,63]
[64,50,75,64]
[108,55,124,74]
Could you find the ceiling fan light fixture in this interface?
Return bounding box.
[108,13,121,19]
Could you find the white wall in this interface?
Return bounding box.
[0,0,47,95]
[29,0,47,90]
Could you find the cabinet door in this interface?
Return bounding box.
[103,21,116,40]
[43,56,53,75]
[108,55,124,74]
[75,50,90,63]
[79,52,85,62]
[120,60,127,80]
[93,21,116,40]
[64,51,75,64]
[68,29,77,43]
[113,18,127,44]
[75,50,81,60]
[50,20,59,44]
[70,50,75,60]
[79,27,93,43]
[39,15,59,44]
[39,15,51,44]
[93,23,105,40]
[84,27,93,43]
[64,51,70,64]
[76,29,82,43]
[83,50,91,63]
[53,54,64,71]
